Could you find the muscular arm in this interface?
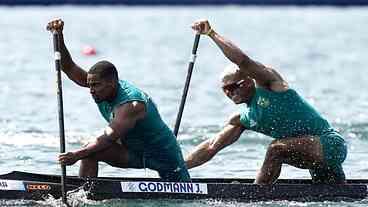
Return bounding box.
[73,101,146,160]
[208,30,288,92]
[185,113,246,169]
[58,33,88,87]
[47,19,88,87]
[191,20,288,91]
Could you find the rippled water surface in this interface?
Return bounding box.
[0,5,367,207]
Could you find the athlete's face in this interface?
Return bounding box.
[221,76,255,104]
[87,73,116,103]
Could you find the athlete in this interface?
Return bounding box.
[185,19,347,184]
[47,19,190,181]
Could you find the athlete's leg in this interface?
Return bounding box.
[79,142,130,177]
[309,164,346,184]
[255,136,324,184]
[310,132,347,184]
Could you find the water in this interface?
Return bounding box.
[0,5,368,207]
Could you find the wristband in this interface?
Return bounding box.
[205,28,215,36]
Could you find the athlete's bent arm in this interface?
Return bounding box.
[185,113,246,169]
[47,18,88,87]
[191,19,288,92]
[58,101,146,165]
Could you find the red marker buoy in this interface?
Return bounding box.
[82,45,96,56]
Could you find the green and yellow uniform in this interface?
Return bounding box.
[240,87,347,183]
[97,80,190,181]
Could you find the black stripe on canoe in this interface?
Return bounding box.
[0,171,367,201]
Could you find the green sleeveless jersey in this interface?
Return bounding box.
[96,80,181,159]
[239,88,333,139]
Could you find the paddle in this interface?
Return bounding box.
[173,33,201,137]
[52,31,68,205]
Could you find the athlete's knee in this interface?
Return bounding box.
[266,142,288,159]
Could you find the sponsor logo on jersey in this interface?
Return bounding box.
[257,97,270,108]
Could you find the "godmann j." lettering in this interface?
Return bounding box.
[121,181,208,194]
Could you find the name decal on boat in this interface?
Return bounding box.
[121,181,208,194]
[0,180,26,191]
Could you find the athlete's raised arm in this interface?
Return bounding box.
[191,19,288,92]
[47,18,88,87]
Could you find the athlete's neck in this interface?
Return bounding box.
[244,86,256,105]
[106,82,119,103]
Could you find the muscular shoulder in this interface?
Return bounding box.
[268,79,289,92]
[239,59,289,92]
[227,112,244,128]
[114,101,146,120]
[267,68,289,92]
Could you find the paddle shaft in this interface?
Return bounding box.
[52,32,67,204]
[173,33,201,137]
